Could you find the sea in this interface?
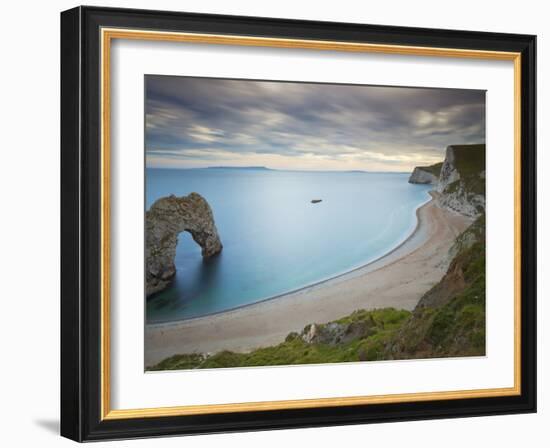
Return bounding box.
[146,168,431,323]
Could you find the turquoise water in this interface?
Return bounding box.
[146,168,431,323]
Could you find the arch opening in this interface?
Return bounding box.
[145,193,222,297]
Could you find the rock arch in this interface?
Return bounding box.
[145,193,223,297]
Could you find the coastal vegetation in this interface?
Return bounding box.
[386,213,485,359]
[450,144,486,178]
[149,308,411,370]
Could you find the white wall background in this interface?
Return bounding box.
[0,0,546,446]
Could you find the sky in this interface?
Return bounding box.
[145,76,485,172]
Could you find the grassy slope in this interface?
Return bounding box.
[384,236,485,359]
[148,308,411,370]
[451,144,486,177]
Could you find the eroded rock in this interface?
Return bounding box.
[436,144,486,218]
[410,144,485,219]
[145,193,222,297]
[301,318,375,346]
[408,167,438,184]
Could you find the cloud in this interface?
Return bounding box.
[145,76,485,171]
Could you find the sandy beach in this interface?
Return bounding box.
[145,192,472,367]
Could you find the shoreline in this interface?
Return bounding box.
[145,193,472,366]
[148,192,433,327]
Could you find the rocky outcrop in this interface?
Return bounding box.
[300,319,376,346]
[409,144,485,218]
[436,147,460,192]
[436,144,485,218]
[408,166,440,184]
[437,184,485,218]
[146,193,222,297]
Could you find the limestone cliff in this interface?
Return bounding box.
[408,163,442,185]
[436,144,486,218]
[145,193,222,297]
[410,144,485,218]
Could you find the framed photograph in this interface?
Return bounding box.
[60,6,536,441]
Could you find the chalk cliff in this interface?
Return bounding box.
[436,144,486,218]
[145,193,222,297]
[408,163,442,185]
[410,144,485,218]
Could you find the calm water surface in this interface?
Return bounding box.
[146,168,430,322]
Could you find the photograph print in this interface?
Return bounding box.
[144,76,486,371]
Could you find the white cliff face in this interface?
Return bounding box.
[437,184,485,218]
[436,145,485,218]
[408,167,438,184]
[410,144,486,219]
[436,146,460,193]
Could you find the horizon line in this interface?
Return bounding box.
[145,165,417,174]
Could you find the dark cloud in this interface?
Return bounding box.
[145,75,485,171]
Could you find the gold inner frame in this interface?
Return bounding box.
[100,27,522,420]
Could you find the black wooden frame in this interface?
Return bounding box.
[60,6,537,442]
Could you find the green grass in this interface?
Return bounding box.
[426,273,485,356]
[147,308,411,370]
[148,353,206,371]
[386,232,486,359]
[451,144,486,178]
[335,308,409,327]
